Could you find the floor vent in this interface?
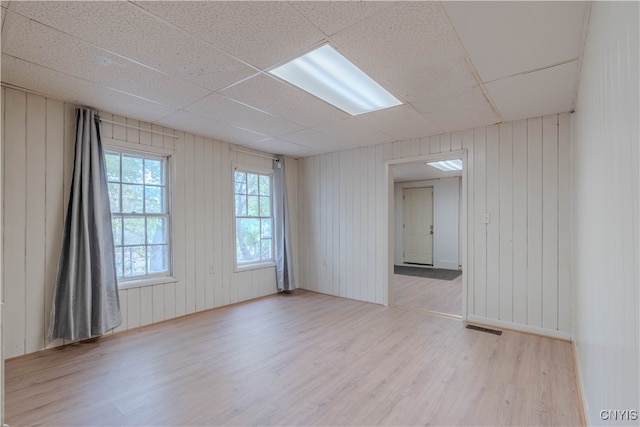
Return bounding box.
[466,324,502,335]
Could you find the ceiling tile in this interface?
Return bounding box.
[290,1,393,37]
[413,86,501,133]
[312,117,395,149]
[221,73,349,128]
[356,104,443,141]
[329,2,479,103]
[134,1,326,69]
[485,61,578,122]
[10,1,256,91]
[2,11,210,108]
[1,54,177,123]
[185,93,302,137]
[158,110,268,147]
[279,128,358,154]
[443,1,586,82]
[243,138,324,159]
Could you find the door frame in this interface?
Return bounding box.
[384,150,468,321]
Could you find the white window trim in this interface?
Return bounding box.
[232,162,275,272]
[105,139,175,287]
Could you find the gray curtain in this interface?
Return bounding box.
[49,108,121,341]
[273,155,295,291]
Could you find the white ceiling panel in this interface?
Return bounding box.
[221,73,350,128]
[244,138,324,159]
[413,86,500,133]
[444,1,586,82]
[356,104,443,141]
[329,2,479,103]
[486,61,578,122]
[291,1,393,37]
[312,117,396,149]
[10,1,256,91]
[1,54,177,123]
[135,1,326,69]
[185,93,303,137]
[159,110,268,147]
[279,128,358,154]
[2,11,209,109]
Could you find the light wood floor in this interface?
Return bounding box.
[6,290,582,426]
[393,272,463,316]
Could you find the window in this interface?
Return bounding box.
[234,169,273,267]
[105,149,170,281]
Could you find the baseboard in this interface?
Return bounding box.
[466,315,572,341]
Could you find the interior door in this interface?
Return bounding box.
[403,187,433,265]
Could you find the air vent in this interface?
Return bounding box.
[466,324,502,335]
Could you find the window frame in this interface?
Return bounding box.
[232,163,275,272]
[104,139,176,288]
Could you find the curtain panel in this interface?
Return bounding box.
[49,108,121,341]
[273,156,295,291]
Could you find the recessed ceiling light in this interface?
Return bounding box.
[269,44,402,116]
[426,159,463,171]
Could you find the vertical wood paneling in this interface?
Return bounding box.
[571,3,639,423]
[183,133,196,313]
[512,119,528,325]
[462,129,475,316]
[542,114,558,330]
[499,122,513,322]
[44,99,65,349]
[557,113,571,333]
[526,117,543,327]
[4,88,27,357]
[127,288,141,329]
[115,289,127,332]
[204,138,215,309]
[25,93,47,353]
[173,131,187,317]
[473,127,487,317]
[193,136,206,311]
[485,125,500,319]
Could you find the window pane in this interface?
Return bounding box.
[259,175,270,196]
[105,153,120,182]
[235,195,246,216]
[247,195,259,216]
[123,217,145,245]
[261,219,272,239]
[145,186,164,213]
[122,184,144,213]
[114,247,124,277]
[259,196,270,217]
[123,246,146,277]
[261,239,272,260]
[108,183,121,213]
[122,155,144,184]
[148,245,168,274]
[236,218,260,263]
[144,159,163,185]
[147,217,167,244]
[234,171,246,194]
[247,173,259,195]
[112,216,123,245]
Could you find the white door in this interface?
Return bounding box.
[403,187,433,265]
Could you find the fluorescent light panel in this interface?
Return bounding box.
[426,159,463,171]
[269,45,402,116]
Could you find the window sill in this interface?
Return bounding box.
[118,276,178,290]
[235,262,275,273]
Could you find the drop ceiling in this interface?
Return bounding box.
[1,1,588,159]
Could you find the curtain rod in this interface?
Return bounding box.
[99,118,180,139]
[231,148,278,161]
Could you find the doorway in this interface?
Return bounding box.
[386,152,467,319]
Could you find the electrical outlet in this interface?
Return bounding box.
[482,213,490,224]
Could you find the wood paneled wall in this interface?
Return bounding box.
[571,2,639,424]
[1,87,298,359]
[297,114,572,338]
